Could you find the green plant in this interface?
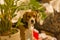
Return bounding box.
[0,0,21,35]
[18,0,47,20]
[16,17,24,27]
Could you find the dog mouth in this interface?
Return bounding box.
[31,20,35,24]
[29,17,35,24]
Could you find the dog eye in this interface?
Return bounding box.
[33,15,36,17]
[28,16,30,18]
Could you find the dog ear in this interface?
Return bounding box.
[35,11,41,23]
[23,12,28,22]
[34,11,38,22]
[22,12,29,28]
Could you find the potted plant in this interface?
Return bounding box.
[0,0,21,40]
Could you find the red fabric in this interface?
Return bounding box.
[33,30,39,40]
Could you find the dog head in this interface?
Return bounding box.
[23,11,37,26]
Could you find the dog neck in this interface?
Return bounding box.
[28,23,34,30]
[21,18,34,29]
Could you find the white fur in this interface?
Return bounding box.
[28,17,35,26]
[25,17,35,40]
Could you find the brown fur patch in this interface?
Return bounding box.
[23,11,38,23]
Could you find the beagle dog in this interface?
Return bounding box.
[19,11,38,40]
[22,11,37,28]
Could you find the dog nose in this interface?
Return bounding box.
[31,20,34,23]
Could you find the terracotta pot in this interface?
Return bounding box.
[0,28,21,40]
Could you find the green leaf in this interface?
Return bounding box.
[12,14,17,18]
[39,12,47,20]
[16,17,24,27]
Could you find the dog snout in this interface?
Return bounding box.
[31,20,34,23]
